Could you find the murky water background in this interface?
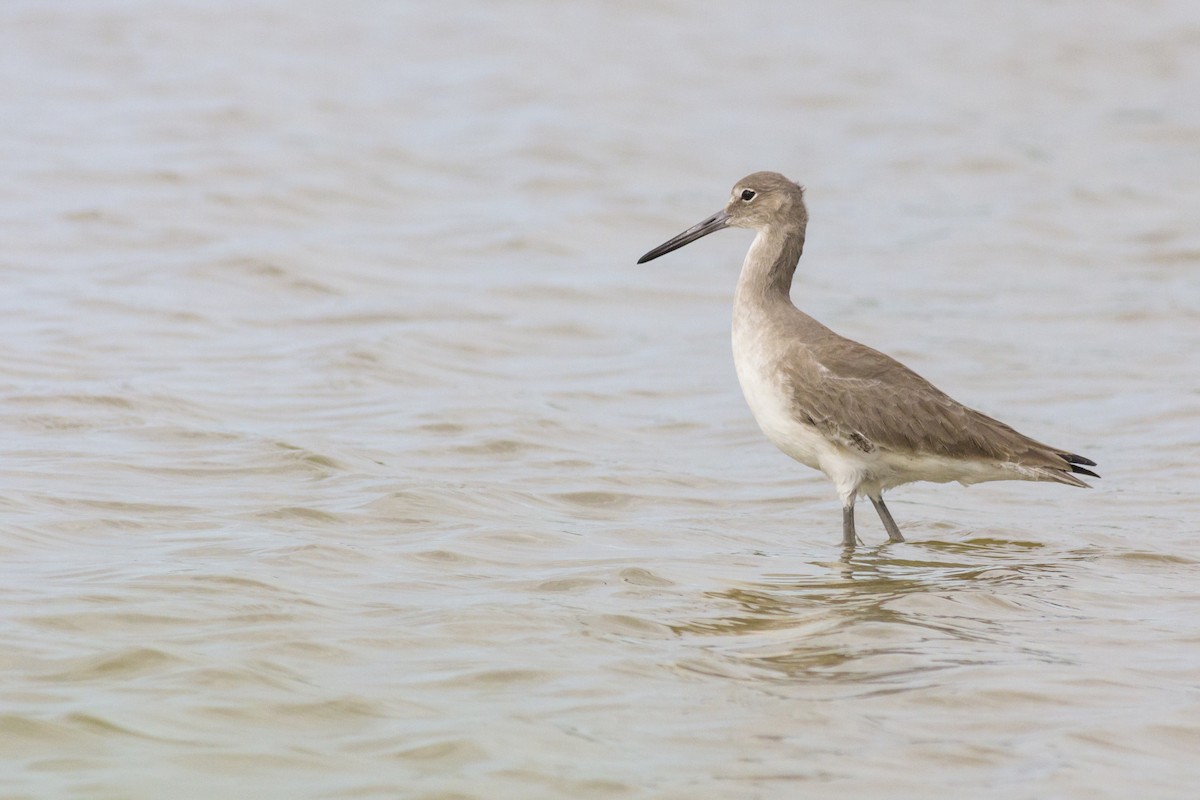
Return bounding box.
[2,1,1199,797]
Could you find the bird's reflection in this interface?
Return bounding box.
[672,537,1093,686]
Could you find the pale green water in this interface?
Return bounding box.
[2,2,1199,798]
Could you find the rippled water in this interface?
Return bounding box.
[2,1,1199,798]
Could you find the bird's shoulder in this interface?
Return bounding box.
[777,319,947,398]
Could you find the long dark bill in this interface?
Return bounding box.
[637,210,731,264]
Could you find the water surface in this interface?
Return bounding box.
[2,2,1199,798]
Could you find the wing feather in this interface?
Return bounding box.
[779,333,1091,481]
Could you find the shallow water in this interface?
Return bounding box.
[2,1,1199,798]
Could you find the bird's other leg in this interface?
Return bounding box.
[841,489,858,549]
[869,495,905,543]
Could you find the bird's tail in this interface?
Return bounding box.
[1038,452,1099,487]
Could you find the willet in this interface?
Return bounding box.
[638,171,1098,547]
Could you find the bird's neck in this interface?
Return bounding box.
[735,224,806,308]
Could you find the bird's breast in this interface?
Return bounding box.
[731,318,826,471]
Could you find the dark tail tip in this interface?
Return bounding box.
[1061,452,1099,479]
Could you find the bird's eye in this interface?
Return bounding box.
[740,189,756,202]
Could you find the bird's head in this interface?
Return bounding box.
[638,172,806,264]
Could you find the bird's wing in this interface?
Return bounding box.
[779,336,1077,473]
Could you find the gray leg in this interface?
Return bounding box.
[870,496,905,543]
[840,503,859,546]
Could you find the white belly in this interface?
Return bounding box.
[733,346,884,503]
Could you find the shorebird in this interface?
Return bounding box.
[637,171,1098,547]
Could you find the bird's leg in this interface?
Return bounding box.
[870,496,905,543]
[841,490,858,549]
[841,506,856,548]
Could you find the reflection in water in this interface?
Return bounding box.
[673,539,1097,686]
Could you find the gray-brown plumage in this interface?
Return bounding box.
[638,171,1098,547]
